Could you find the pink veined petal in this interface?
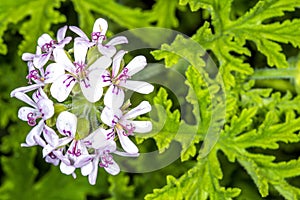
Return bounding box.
[126,120,152,133]
[98,45,117,58]
[38,33,53,47]
[56,25,68,42]
[56,111,77,137]
[69,26,89,41]
[43,125,59,146]
[50,74,77,102]
[116,128,139,154]
[33,53,51,68]
[125,55,147,76]
[101,106,123,127]
[53,48,76,73]
[37,99,54,120]
[100,70,112,87]
[88,157,100,185]
[60,162,76,175]
[79,78,103,103]
[44,63,65,83]
[14,92,37,108]
[32,88,48,103]
[93,18,108,37]
[18,107,37,121]
[112,50,126,77]
[21,120,44,147]
[74,38,89,63]
[43,144,56,158]
[120,80,154,94]
[83,128,110,149]
[104,160,120,175]
[10,84,44,98]
[123,101,152,119]
[104,85,125,109]
[106,36,128,46]
[45,154,60,166]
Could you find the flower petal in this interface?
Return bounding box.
[18,107,36,121]
[120,80,154,94]
[98,45,116,58]
[81,162,93,176]
[53,48,75,73]
[44,63,65,83]
[21,120,44,147]
[43,125,59,146]
[56,25,68,42]
[127,120,152,133]
[125,55,147,76]
[116,129,139,154]
[104,85,125,109]
[83,128,111,149]
[50,74,76,102]
[101,106,123,127]
[106,36,128,46]
[10,84,44,98]
[38,34,53,47]
[93,18,108,37]
[74,38,89,63]
[104,160,120,175]
[69,26,89,41]
[13,92,37,108]
[123,101,152,119]
[60,162,76,175]
[38,99,54,120]
[112,50,126,77]
[56,111,77,137]
[88,157,100,185]
[33,53,51,68]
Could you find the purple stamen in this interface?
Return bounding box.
[26,70,40,83]
[102,74,111,82]
[41,40,56,53]
[63,129,72,137]
[118,68,130,82]
[27,112,37,126]
[99,150,113,168]
[91,32,106,42]
[68,141,81,157]
[106,129,115,140]
[63,75,76,87]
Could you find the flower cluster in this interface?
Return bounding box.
[11,18,154,185]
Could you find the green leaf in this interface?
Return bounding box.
[0,0,66,55]
[108,173,135,200]
[150,0,179,28]
[145,149,241,200]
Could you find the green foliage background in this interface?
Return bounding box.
[0,0,300,199]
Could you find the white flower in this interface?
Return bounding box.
[14,88,54,147]
[83,128,139,185]
[101,101,152,154]
[50,38,112,102]
[42,111,93,177]
[70,18,128,57]
[101,50,154,109]
[34,26,72,68]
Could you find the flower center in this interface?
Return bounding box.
[74,62,90,88]
[27,110,43,126]
[91,32,106,43]
[99,150,113,168]
[41,40,56,53]
[68,141,82,157]
[26,70,44,84]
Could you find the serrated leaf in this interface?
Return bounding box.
[0,0,66,55]
[108,173,135,200]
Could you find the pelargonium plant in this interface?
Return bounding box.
[10,18,154,185]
